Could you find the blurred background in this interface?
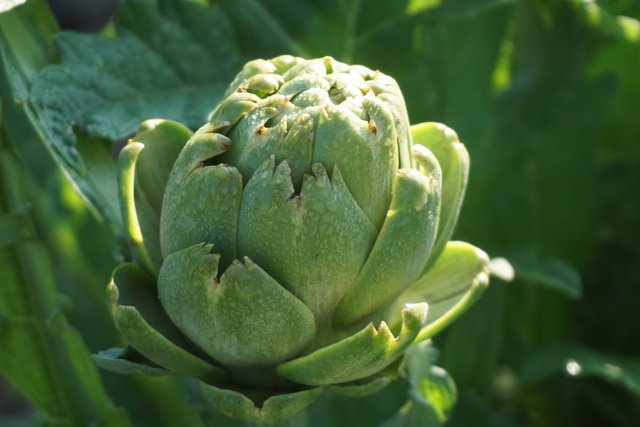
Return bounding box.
[1,0,639,426]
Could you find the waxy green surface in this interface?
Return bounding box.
[102,55,489,424]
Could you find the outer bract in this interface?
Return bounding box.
[96,56,490,424]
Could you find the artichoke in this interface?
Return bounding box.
[96,56,490,424]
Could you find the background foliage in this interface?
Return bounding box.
[1,0,639,425]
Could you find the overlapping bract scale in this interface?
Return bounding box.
[237,157,377,326]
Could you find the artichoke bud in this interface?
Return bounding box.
[106,56,489,424]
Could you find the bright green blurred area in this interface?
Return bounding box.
[1,0,640,426]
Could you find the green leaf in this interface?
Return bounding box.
[438,284,505,395]
[407,343,457,421]
[0,6,213,423]
[379,343,455,427]
[519,343,640,398]
[105,375,207,427]
[508,248,583,299]
[0,0,126,234]
[217,0,311,58]
[0,0,57,99]
[444,392,522,427]
[458,0,615,267]
[572,0,640,43]
[0,213,30,246]
[0,130,132,426]
[379,399,441,427]
[32,0,242,139]
[23,0,244,230]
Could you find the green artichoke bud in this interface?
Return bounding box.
[96,56,490,424]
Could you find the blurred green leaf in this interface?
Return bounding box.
[380,400,441,427]
[25,0,244,230]
[0,126,131,426]
[457,0,615,268]
[0,0,125,236]
[379,343,457,426]
[572,0,640,43]
[0,109,205,427]
[520,343,640,398]
[1,4,132,424]
[31,3,241,141]
[444,392,522,427]
[508,249,582,299]
[409,343,456,423]
[439,284,505,395]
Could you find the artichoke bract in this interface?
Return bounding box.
[96,56,490,424]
